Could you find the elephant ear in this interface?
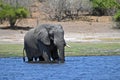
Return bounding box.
[34,27,50,45]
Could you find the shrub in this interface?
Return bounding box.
[91,0,119,16]
[0,1,29,28]
[113,10,120,21]
[43,0,92,21]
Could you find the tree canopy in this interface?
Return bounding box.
[0,1,29,28]
[90,0,120,16]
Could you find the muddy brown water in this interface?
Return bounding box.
[0,56,120,80]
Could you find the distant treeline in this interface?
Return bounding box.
[1,0,120,21]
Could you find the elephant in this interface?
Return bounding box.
[23,24,66,63]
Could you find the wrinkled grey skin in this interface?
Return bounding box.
[24,24,66,63]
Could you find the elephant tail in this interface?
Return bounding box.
[23,48,25,62]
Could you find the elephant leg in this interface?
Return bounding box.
[39,56,44,61]
[42,51,51,62]
[51,46,59,61]
[38,42,51,62]
[28,57,33,62]
[25,47,34,62]
[34,57,38,61]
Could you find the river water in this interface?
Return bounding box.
[0,56,120,80]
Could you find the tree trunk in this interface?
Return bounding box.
[9,17,17,29]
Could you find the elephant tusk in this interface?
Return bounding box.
[66,44,71,48]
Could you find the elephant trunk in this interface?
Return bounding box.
[54,30,65,63]
[55,40,65,63]
[58,46,65,63]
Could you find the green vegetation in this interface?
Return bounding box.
[0,43,120,58]
[65,42,120,56]
[91,0,120,16]
[114,10,120,21]
[0,44,23,57]
[91,0,119,9]
[91,0,120,26]
[0,1,29,28]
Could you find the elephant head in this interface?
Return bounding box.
[34,24,66,63]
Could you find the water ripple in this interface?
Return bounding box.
[0,56,120,80]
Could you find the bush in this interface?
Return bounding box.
[113,10,120,21]
[91,0,119,16]
[0,1,29,28]
[112,10,120,29]
[43,0,92,21]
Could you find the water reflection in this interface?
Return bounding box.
[0,56,120,80]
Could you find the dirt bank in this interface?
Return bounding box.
[0,21,120,44]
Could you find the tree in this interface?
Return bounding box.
[90,0,120,16]
[0,1,29,28]
[43,0,92,21]
[1,0,35,17]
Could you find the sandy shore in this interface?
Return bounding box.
[0,21,120,44]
